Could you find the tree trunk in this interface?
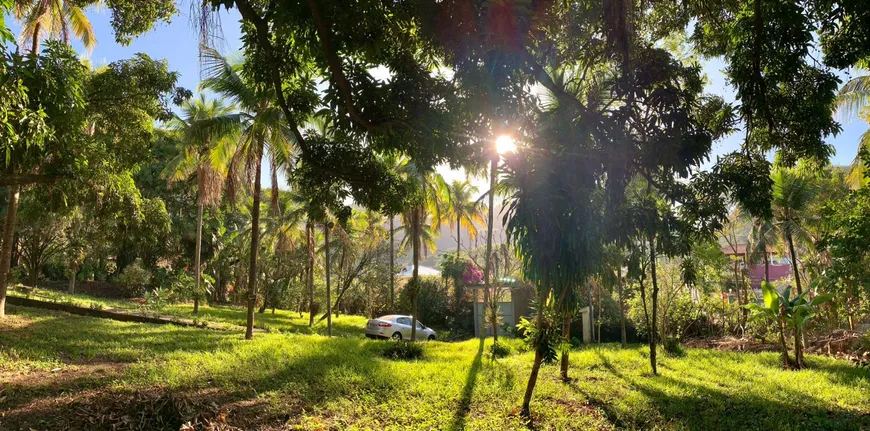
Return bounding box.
[648,235,659,375]
[483,156,496,340]
[0,184,21,318]
[218,271,229,303]
[456,217,461,255]
[411,206,421,342]
[560,313,571,381]
[325,223,332,337]
[587,283,594,343]
[618,266,626,347]
[244,148,263,340]
[732,261,743,330]
[30,23,42,54]
[763,248,770,283]
[741,256,749,328]
[786,232,806,354]
[777,308,793,369]
[30,266,38,289]
[307,222,315,327]
[521,284,548,417]
[194,202,203,314]
[794,323,804,369]
[786,232,802,294]
[597,284,603,345]
[68,264,77,294]
[389,217,394,311]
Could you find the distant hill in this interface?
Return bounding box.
[393,206,507,270]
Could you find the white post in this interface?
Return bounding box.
[581,306,592,344]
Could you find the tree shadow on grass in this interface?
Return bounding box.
[0,308,393,407]
[573,350,870,431]
[449,338,485,431]
[1,315,404,429]
[0,307,238,361]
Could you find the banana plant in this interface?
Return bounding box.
[746,281,833,369]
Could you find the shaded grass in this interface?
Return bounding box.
[1,305,869,430]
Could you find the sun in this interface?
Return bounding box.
[495,135,516,154]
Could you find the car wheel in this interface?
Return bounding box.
[427,335,436,341]
[392,332,403,341]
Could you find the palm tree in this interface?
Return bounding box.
[771,168,818,297]
[382,154,408,311]
[282,195,315,326]
[835,71,870,189]
[200,47,295,340]
[163,95,238,314]
[747,217,778,283]
[258,189,308,314]
[14,0,96,53]
[397,212,441,257]
[444,180,485,255]
[397,162,448,341]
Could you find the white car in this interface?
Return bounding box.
[365,315,437,341]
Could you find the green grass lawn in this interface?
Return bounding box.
[2,305,869,430]
[7,286,367,337]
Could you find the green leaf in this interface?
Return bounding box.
[748,313,772,322]
[798,315,813,328]
[810,293,834,306]
[744,303,764,312]
[761,281,777,309]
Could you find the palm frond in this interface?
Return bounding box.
[199,46,259,108]
[65,4,94,51]
[836,74,870,120]
[846,128,870,189]
[162,150,198,182]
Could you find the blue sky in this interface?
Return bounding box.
[6,8,868,180]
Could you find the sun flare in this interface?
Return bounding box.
[495,135,516,154]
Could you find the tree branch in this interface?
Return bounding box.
[304,0,414,133]
[232,0,309,153]
[0,173,59,187]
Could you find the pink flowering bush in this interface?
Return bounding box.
[463,262,483,285]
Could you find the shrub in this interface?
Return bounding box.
[517,304,562,364]
[663,337,686,357]
[489,341,512,359]
[381,340,424,360]
[446,300,474,336]
[570,336,583,348]
[11,267,26,285]
[142,287,169,312]
[398,276,450,328]
[115,259,152,297]
[462,263,483,285]
[628,283,713,341]
[42,259,67,281]
[165,270,213,303]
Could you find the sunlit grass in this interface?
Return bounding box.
[2,305,869,429]
[6,286,367,337]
